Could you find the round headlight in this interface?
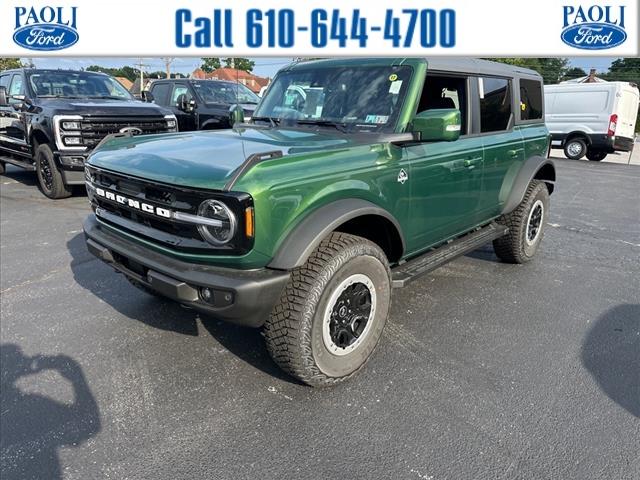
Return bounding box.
[197,200,236,245]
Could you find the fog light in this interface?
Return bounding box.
[200,287,214,303]
[60,155,86,167]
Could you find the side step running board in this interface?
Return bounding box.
[0,155,36,171]
[391,222,509,288]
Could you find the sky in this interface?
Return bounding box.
[22,57,619,78]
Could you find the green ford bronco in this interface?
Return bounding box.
[83,58,554,386]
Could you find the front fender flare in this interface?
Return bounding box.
[268,199,405,270]
[501,156,556,215]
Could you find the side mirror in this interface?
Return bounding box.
[141,91,154,103]
[0,87,7,106]
[412,109,461,142]
[229,104,245,126]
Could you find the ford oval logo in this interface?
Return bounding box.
[13,24,79,51]
[119,127,143,136]
[561,22,627,50]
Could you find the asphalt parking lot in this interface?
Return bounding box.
[1,157,639,480]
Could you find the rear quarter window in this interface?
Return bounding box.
[519,79,543,121]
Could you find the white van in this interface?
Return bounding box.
[544,82,639,161]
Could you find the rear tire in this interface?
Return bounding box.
[493,180,549,264]
[0,161,5,175]
[35,144,72,199]
[264,232,391,387]
[564,138,587,160]
[586,149,607,161]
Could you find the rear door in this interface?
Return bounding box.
[616,85,640,140]
[476,76,525,218]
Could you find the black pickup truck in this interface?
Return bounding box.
[0,69,177,199]
[146,79,259,132]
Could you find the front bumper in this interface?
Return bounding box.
[83,214,289,328]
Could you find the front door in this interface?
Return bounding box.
[0,73,30,157]
[404,136,484,254]
[169,83,197,132]
[403,72,485,255]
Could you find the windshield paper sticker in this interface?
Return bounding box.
[389,81,403,94]
[365,115,389,124]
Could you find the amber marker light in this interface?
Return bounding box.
[245,206,255,238]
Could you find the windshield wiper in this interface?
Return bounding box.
[37,95,85,99]
[251,116,280,127]
[295,119,349,133]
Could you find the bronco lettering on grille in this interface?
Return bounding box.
[95,187,171,218]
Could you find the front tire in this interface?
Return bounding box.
[264,232,391,387]
[564,138,587,160]
[586,149,607,161]
[493,180,550,264]
[35,144,72,199]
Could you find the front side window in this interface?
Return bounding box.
[0,74,10,89]
[171,85,192,105]
[254,65,413,132]
[479,77,512,133]
[193,81,259,105]
[28,71,132,99]
[519,79,543,121]
[417,74,468,134]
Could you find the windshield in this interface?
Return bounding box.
[27,71,133,99]
[253,65,413,132]
[192,81,260,104]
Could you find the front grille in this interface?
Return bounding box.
[81,117,169,148]
[86,166,253,255]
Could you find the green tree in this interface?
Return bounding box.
[562,67,588,81]
[0,58,23,71]
[200,58,221,73]
[224,58,255,72]
[86,65,140,82]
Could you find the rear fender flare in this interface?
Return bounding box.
[501,156,556,215]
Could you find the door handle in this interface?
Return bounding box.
[507,149,521,158]
[463,157,482,168]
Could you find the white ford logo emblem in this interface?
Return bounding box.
[119,127,143,135]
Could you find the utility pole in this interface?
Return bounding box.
[161,57,175,79]
[136,58,149,95]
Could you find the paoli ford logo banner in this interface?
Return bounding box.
[13,6,79,51]
[561,5,627,49]
[2,0,638,56]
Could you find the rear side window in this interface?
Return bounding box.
[150,83,170,106]
[8,74,24,96]
[479,77,511,133]
[520,79,543,120]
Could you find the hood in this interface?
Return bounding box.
[88,126,370,190]
[37,97,171,116]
